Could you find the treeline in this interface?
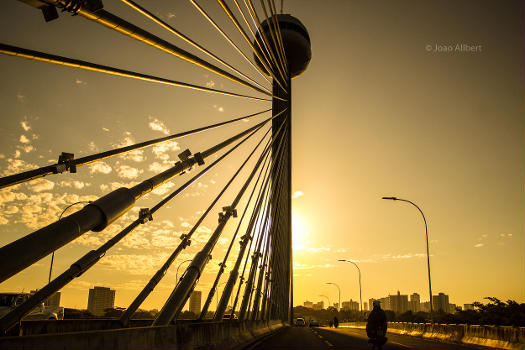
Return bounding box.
[294,298,525,327]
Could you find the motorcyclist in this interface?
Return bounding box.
[366,300,387,349]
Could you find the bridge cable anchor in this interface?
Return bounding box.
[179,233,192,248]
[138,208,153,224]
[218,206,237,223]
[53,152,76,174]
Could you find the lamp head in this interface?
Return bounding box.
[382,196,398,200]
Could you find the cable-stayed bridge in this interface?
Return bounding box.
[0,0,310,347]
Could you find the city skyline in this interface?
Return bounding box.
[0,0,523,311]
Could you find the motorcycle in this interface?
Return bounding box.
[367,325,387,350]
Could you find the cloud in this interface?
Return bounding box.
[152,140,180,160]
[102,127,109,132]
[474,243,484,248]
[75,78,87,85]
[292,190,304,199]
[117,165,143,180]
[19,135,30,144]
[114,136,145,162]
[148,116,170,135]
[59,180,90,189]
[89,161,112,174]
[151,181,175,195]
[98,254,164,275]
[149,162,170,173]
[206,81,215,88]
[29,179,55,192]
[17,94,26,103]
[88,141,98,152]
[167,12,176,19]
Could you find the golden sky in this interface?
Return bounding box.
[0,0,523,311]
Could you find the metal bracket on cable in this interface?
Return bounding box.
[252,252,262,259]
[179,233,192,248]
[17,0,103,22]
[240,234,251,244]
[218,262,226,272]
[53,152,76,174]
[138,208,153,224]
[218,206,237,223]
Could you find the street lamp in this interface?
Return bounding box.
[319,294,330,310]
[338,259,362,312]
[382,196,433,323]
[175,259,192,282]
[326,282,340,311]
[49,201,92,283]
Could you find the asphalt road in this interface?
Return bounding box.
[248,326,491,350]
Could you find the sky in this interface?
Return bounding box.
[0,0,523,312]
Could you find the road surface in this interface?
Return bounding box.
[248,326,491,349]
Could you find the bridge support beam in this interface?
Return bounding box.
[269,74,292,324]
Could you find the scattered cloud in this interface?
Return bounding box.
[167,12,176,19]
[151,181,175,195]
[89,161,112,174]
[75,78,87,85]
[292,190,304,199]
[149,161,170,173]
[88,141,98,152]
[19,135,30,144]
[148,116,170,135]
[474,243,484,248]
[102,127,109,132]
[152,140,180,160]
[58,180,90,189]
[29,179,55,192]
[17,94,26,103]
[206,80,215,88]
[117,165,143,180]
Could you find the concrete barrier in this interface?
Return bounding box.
[0,320,284,350]
[340,321,525,350]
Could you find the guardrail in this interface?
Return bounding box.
[0,320,284,350]
[339,321,525,350]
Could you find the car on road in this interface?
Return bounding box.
[295,317,306,326]
[0,293,64,320]
[222,313,238,320]
[309,319,319,327]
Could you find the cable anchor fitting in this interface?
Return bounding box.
[218,206,237,223]
[54,152,76,174]
[179,233,192,248]
[138,208,153,224]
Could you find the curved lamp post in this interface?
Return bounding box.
[319,294,330,310]
[49,201,92,283]
[326,282,340,311]
[175,259,193,282]
[382,196,433,323]
[338,259,362,312]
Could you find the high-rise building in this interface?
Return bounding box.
[409,293,420,312]
[341,300,359,311]
[432,293,450,313]
[87,286,115,316]
[45,292,61,308]
[389,291,409,314]
[421,301,431,312]
[379,297,391,310]
[464,304,474,311]
[363,302,368,311]
[189,290,202,315]
[313,301,324,310]
[303,301,313,309]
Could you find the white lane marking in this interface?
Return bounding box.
[324,340,334,347]
[388,341,411,348]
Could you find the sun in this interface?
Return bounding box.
[292,211,310,250]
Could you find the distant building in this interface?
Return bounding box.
[409,293,420,312]
[432,293,450,313]
[341,300,359,311]
[379,297,391,310]
[303,301,313,309]
[87,286,115,316]
[189,291,202,315]
[421,301,431,312]
[363,302,368,311]
[313,301,324,310]
[388,291,409,314]
[45,292,61,308]
[369,298,377,310]
[333,303,339,309]
[464,304,474,311]
[449,303,458,313]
